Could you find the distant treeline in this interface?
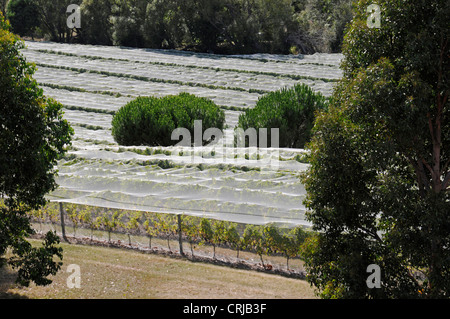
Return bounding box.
[1,0,354,54]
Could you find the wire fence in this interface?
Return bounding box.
[28,202,309,277]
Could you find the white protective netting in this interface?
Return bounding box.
[21,41,343,228]
[47,157,311,227]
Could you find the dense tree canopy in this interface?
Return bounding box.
[0,12,73,286]
[5,0,40,37]
[302,0,449,298]
[3,0,354,54]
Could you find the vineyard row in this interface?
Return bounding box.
[29,202,313,270]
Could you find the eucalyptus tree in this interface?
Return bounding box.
[302,0,450,298]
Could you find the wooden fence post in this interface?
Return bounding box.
[59,202,69,242]
[177,214,184,256]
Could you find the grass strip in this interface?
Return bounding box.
[35,62,271,95]
[63,104,117,115]
[40,82,131,98]
[33,48,340,83]
[40,83,248,112]
[1,238,315,299]
[71,123,109,131]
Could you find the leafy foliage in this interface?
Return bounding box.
[112,93,225,147]
[6,0,40,37]
[157,214,178,251]
[0,0,8,13]
[242,225,268,266]
[236,83,328,148]
[2,0,353,54]
[28,202,312,269]
[0,11,73,287]
[302,0,450,299]
[293,0,354,53]
[97,211,123,242]
[79,0,114,45]
[180,215,200,256]
[32,0,82,42]
[7,230,63,287]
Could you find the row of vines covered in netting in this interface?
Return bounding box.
[28,202,313,270]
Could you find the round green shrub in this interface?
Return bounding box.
[112,93,226,147]
[236,83,328,149]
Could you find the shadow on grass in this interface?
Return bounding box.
[0,266,29,299]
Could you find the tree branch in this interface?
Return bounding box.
[417,158,431,194]
[361,225,383,243]
[421,158,434,177]
[441,158,450,178]
[443,172,450,190]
